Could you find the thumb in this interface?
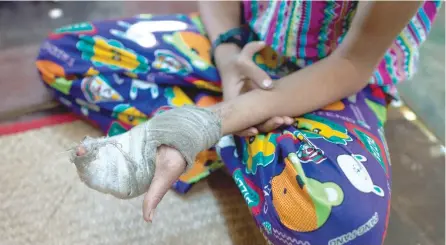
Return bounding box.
[143,146,186,222]
[237,41,273,90]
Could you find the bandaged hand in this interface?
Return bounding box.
[71,106,221,222]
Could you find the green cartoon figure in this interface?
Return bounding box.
[76,36,149,73]
[243,133,280,174]
[294,114,352,145]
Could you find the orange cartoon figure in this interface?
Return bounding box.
[271,153,344,232]
[322,101,346,111]
[179,150,222,183]
[163,31,212,70]
[36,60,73,95]
[195,94,222,107]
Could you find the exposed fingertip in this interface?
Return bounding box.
[144,208,152,223]
[75,146,86,156]
[148,209,155,223]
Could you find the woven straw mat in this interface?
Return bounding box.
[0,121,266,245]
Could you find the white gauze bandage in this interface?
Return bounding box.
[71,106,222,199]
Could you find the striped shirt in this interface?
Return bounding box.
[243,0,442,97]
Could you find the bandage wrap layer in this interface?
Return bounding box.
[71,106,222,199]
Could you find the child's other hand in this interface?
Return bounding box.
[217,41,293,137]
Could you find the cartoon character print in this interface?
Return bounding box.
[76,35,149,73]
[322,101,345,111]
[243,133,279,174]
[337,154,385,197]
[130,79,159,100]
[195,93,222,107]
[164,86,194,107]
[149,105,173,117]
[365,98,387,127]
[278,130,327,164]
[271,153,344,232]
[36,60,73,95]
[254,46,286,72]
[179,150,223,183]
[49,22,97,39]
[377,127,391,167]
[110,20,188,48]
[233,169,265,216]
[112,104,148,126]
[81,75,124,103]
[84,67,100,76]
[215,135,238,161]
[345,122,390,177]
[163,31,212,70]
[189,13,206,34]
[190,79,222,93]
[152,49,192,75]
[107,120,132,136]
[294,114,352,145]
[262,221,272,235]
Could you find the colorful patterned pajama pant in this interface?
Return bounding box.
[36,14,392,245]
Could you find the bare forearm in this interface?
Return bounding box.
[199,1,243,98]
[198,1,241,43]
[198,2,241,66]
[211,55,369,135]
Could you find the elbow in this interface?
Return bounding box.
[334,55,375,95]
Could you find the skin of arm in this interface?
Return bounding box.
[199,1,255,100]
[210,1,423,135]
[198,1,242,69]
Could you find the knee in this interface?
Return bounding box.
[36,26,80,93]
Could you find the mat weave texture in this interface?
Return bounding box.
[0,121,265,245]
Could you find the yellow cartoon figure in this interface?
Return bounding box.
[243,133,279,174]
[254,46,286,71]
[272,153,344,232]
[294,114,352,145]
[164,86,194,107]
[112,104,148,126]
[76,36,149,73]
[192,79,222,93]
